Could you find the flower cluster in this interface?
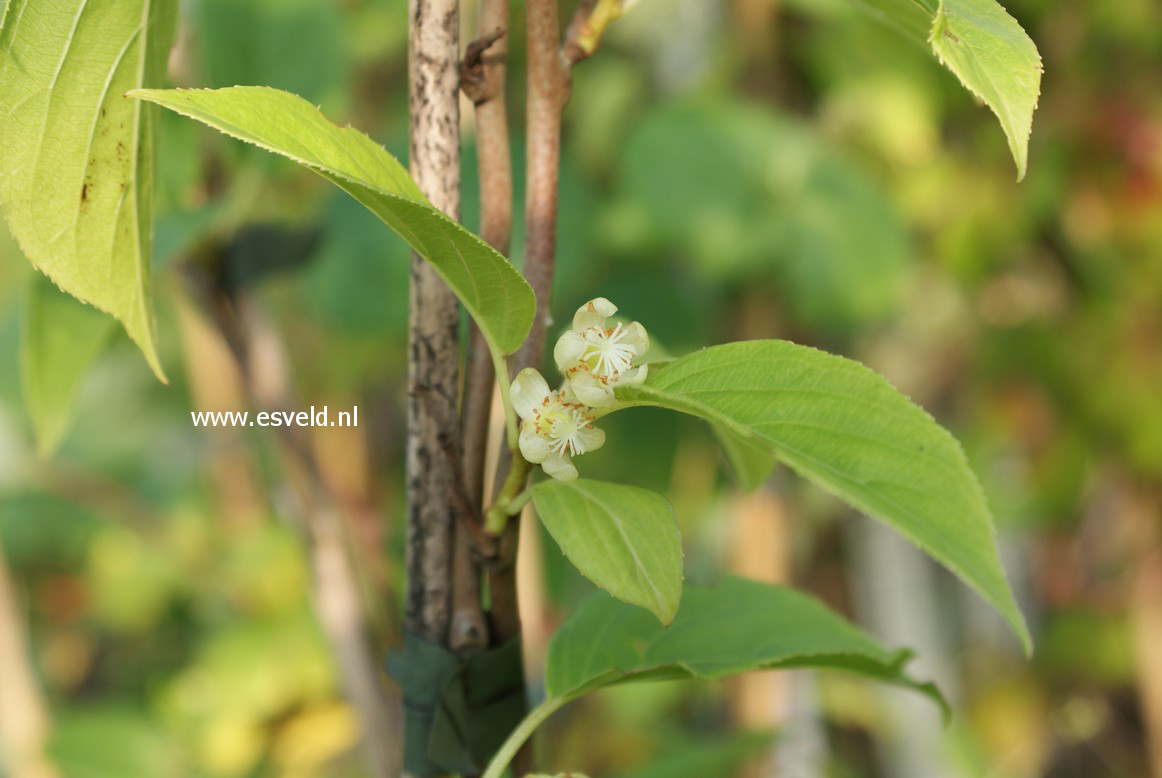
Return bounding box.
[510,298,649,481]
[553,298,649,407]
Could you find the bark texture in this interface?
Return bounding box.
[406,0,463,645]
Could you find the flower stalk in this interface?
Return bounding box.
[486,454,533,535]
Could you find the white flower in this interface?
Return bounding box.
[510,368,605,481]
[553,298,649,407]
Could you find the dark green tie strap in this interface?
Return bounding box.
[388,633,527,776]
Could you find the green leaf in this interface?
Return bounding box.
[483,578,943,778]
[0,0,177,380]
[531,479,683,626]
[546,578,945,710]
[850,0,933,41]
[614,732,775,778]
[930,0,1042,179]
[22,275,115,455]
[129,86,535,355]
[615,341,1031,653]
[620,99,911,333]
[714,425,776,491]
[852,0,1042,179]
[51,705,183,778]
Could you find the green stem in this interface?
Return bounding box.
[482,695,569,778]
[485,454,533,534]
[507,488,533,515]
[574,0,623,57]
[492,349,519,448]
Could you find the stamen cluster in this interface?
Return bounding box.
[553,298,649,408]
[509,298,650,481]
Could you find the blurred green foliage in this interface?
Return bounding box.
[1,0,1160,776]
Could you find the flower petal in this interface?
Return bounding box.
[622,321,650,358]
[618,364,648,388]
[519,424,550,463]
[572,297,617,331]
[542,453,579,481]
[510,368,550,421]
[553,330,588,373]
[569,370,617,407]
[557,382,581,405]
[573,425,605,454]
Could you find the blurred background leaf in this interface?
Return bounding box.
[1,0,1160,776]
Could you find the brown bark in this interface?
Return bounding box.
[457,0,515,660]
[406,0,465,646]
[464,0,619,767]
[513,0,570,376]
[460,4,512,515]
[482,0,572,653]
[466,4,574,773]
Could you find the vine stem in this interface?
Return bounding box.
[481,696,570,778]
[477,0,625,772]
[461,0,512,526]
[513,0,568,375]
[454,0,516,662]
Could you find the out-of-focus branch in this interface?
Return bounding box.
[1135,549,1162,778]
[1130,485,1162,778]
[289,468,400,778]
[180,277,399,778]
[0,541,59,778]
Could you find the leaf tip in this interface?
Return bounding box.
[127,322,168,384]
[655,601,679,627]
[998,594,1034,656]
